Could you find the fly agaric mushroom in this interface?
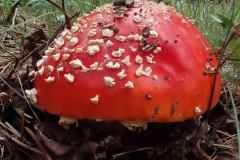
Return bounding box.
[32,1,222,122]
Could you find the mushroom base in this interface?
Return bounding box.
[36,116,207,160]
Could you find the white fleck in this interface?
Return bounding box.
[69,48,76,53]
[62,54,70,60]
[106,61,121,69]
[106,9,111,14]
[76,47,83,53]
[115,36,126,42]
[87,45,100,56]
[90,95,99,104]
[98,67,103,70]
[36,59,45,68]
[57,66,64,72]
[147,18,154,25]
[82,21,88,28]
[96,13,103,19]
[47,65,54,72]
[91,21,99,28]
[149,30,158,38]
[104,54,110,59]
[135,65,152,77]
[114,12,124,18]
[69,59,88,72]
[144,67,152,76]
[44,47,54,55]
[152,75,158,80]
[130,46,137,52]
[69,37,78,46]
[105,40,113,48]
[65,35,72,40]
[77,18,87,27]
[83,13,89,17]
[135,55,143,64]
[153,47,161,54]
[64,73,75,83]
[121,56,131,66]
[87,29,97,37]
[58,116,78,126]
[104,76,115,87]
[42,55,48,60]
[133,14,142,23]
[117,69,127,79]
[102,28,114,37]
[38,66,44,75]
[61,29,70,37]
[205,62,215,72]
[88,39,104,45]
[138,24,146,30]
[90,62,99,70]
[127,34,142,41]
[136,65,144,76]
[125,81,134,89]
[52,53,60,61]
[63,47,69,52]
[45,76,54,83]
[54,37,64,48]
[69,59,83,68]
[163,15,170,21]
[112,48,125,57]
[25,88,37,103]
[71,26,79,33]
[195,106,202,114]
[28,70,36,77]
[146,55,155,64]
[81,65,89,73]
[71,22,80,33]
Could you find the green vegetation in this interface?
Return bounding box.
[174,0,240,48]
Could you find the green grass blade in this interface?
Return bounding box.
[229,88,240,159]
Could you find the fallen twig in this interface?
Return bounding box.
[15,70,40,122]
[0,75,39,112]
[25,127,52,160]
[111,147,155,159]
[0,127,44,155]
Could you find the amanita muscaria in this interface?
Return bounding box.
[28,1,222,122]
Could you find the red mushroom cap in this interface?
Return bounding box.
[33,1,222,122]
